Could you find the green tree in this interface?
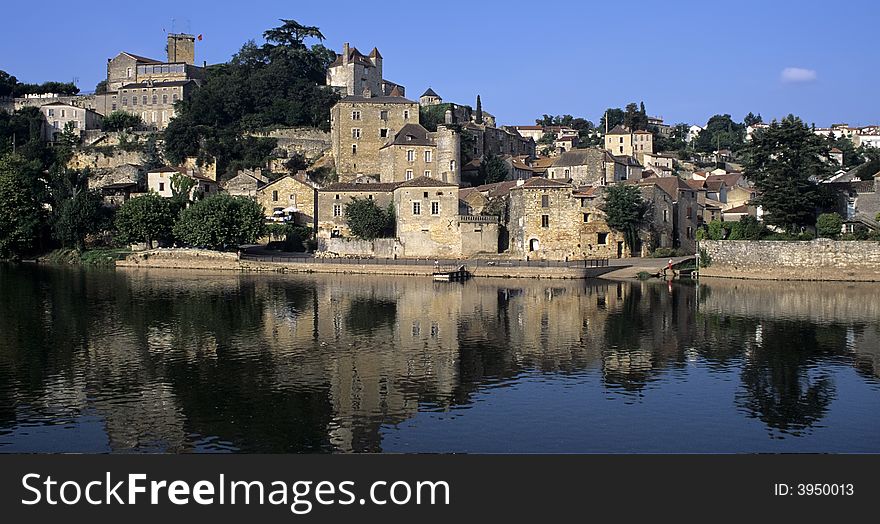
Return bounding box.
[0,154,45,259]
[94,80,108,94]
[115,193,175,248]
[816,213,843,239]
[738,215,765,240]
[480,153,509,184]
[601,184,649,253]
[475,95,482,125]
[163,19,339,171]
[599,108,625,132]
[343,198,393,240]
[173,194,265,250]
[102,111,143,131]
[52,190,106,251]
[623,102,640,130]
[744,112,763,127]
[536,132,556,156]
[169,173,197,208]
[742,115,833,232]
[694,114,746,153]
[0,70,18,97]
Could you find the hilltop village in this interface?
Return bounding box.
[2,21,879,264]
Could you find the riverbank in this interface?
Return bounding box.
[115,248,618,279]
[698,239,880,282]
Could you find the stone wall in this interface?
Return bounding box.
[117,249,241,270]
[319,238,399,258]
[70,149,145,170]
[699,240,880,281]
[250,127,331,161]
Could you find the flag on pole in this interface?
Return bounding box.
[197,34,203,41]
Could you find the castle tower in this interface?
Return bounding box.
[435,125,461,185]
[167,33,195,65]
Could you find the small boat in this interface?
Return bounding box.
[433,265,470,282]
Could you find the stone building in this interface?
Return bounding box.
[507,178,627,260]
[462,123,536,162]
[256,174,318,229]
[115,79,198,129]
[630,176,700,253]
[326,43,404,97]
[330,95,419,181]
[604,125,653,161]
[378,123,461,184]
[317,182,400,239]
[393,177,461,257]
[147,166,218,200]
[96,33,204,128]
[39,102,102,141]
[223,168,270,199]
[419,88,442,106]
[546,148,611,186]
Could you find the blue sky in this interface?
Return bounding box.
[2,0,877,127]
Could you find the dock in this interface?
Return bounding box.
[433,265,471,282]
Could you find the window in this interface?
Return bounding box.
[151,111,156,123]
[424,150,432,162]
[406,150,415,162]
[619,137,624,143]
[47,109,54,117]
[686,207,693,219]
[351,111,361,120]
[380,110,388,120]
[152,95,157,105]
[450,160,456,171]
[541,215,549,228]
[122,97,128,106]
[127,67,132,78]
[333,204,342,217]
[60,109,65,117]
[405,169,413,180]
[597,232,608,245]
[541,195,549,208]
[272,190,278,202]
[423,192,429,198]
[158,182,164,191]
[351,128,361,139]
[111,104,117,111]
[380,128,388,138]
[412,201,421,215]
[172,93,178,102]
[162,111,167,122]
[583,213,590,222]
[352,144,357,155]
[663,209,668,223]
[403,110,410,120]
[53,120,59,129]
[424,170,431,178]
[431,201,439,215]
[162,94,168,104]
[132,96,137,106]
[142,96,147,105]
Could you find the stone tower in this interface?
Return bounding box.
[167,33,195,64]
[434,125,461,185]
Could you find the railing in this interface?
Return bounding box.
[457,215,500,224]
[241,253,609,269]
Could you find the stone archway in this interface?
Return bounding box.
[529,238,540,252]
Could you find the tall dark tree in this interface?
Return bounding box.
[0,153,46,259]
[638,101,648,130]
[742,115,833,232]
[694,114,746,153]
[623,103,640,130]
[599,108,625,132]
[475,95,482,125]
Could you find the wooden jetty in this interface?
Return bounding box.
[433,265,471,282]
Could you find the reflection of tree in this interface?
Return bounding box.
[736,322,843,436]
[344,297,396,335]
[601,284,655,393]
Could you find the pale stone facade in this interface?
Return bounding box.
[605,125,653,160]
[147,167,218,199]
[256,175,318,228]
[378,124,461,184]
[39,102,102,141]
[546,148,610,186]
[393,178,460,258]
[507,178,627,260]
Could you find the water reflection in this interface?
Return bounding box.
[0,265,878,453]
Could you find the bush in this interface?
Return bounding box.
[816,213,843,239]
[651,247,685,258]
[173,193,265,250]
[738,215,764,240]
[102,111,143,132]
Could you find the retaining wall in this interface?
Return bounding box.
[699,240,880,281]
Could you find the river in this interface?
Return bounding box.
[1,265,878,453]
